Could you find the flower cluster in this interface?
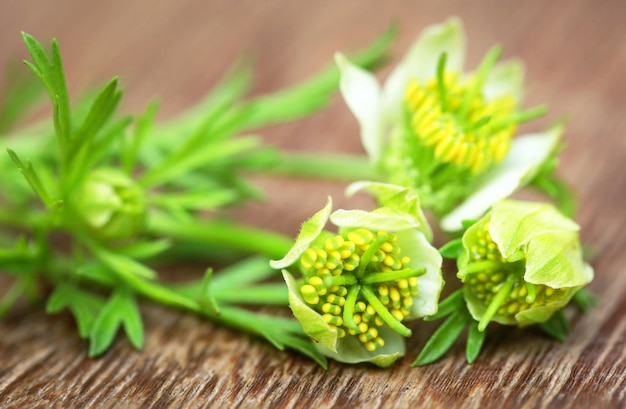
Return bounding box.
[275,18,594,367]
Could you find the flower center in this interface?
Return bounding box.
[403,71,516,175]
[462,218,566,330]
[298,229,424,351]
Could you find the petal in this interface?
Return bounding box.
[489,199,579,259]
[440,125,562,231]
[483,59,525,104]
[382,17,466,123]
[282,270,338,351]
[396,229,443,317]
[524,231,594,288]
[316,325,405,368]
[335,53,384,164]
[330,207,420,232]
[270,197,332,269]
[345,181,433,241]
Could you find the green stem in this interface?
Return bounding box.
[361,285,412,337]
[436,53,448,112]
[147,211,293,260]
[525,283,537,304]
[355,235,388,279]
[263,151,380,181]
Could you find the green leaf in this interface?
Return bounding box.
[89,290,144,356]
[439,239,463,259]
[46,285,106,339]
[90,244,157,280]
[198,268,220,316]
[6,149,55,207]
[21,33,72,154]
[122,100,159,173]
[539,309,570,341]
[571,288,597,313]
[116,239,172,260]
[424,289,464,321]
[412,311,467,366]
[466,321,486,363]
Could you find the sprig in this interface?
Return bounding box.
[0,28,394,366]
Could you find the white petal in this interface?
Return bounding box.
[382,17,466,123]
[335,53,384,164]
[483,59,525,104]
[441,126,561,231]
[330,208,420,232]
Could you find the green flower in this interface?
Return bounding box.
[271,196,443,367]
[413,199,593,366]
[336,17,562,231]
[458,200,593,329]
[67,168,146,241]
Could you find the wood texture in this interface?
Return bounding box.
[1,1,625,407]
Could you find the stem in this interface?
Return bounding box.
[478,277,515,331]
[263,151,380,181]
[148,211,293,260]
[361,285,412,337]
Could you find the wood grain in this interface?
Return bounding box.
[1,1,625,407]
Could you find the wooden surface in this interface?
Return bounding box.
[1,1,626,407]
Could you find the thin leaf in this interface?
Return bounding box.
[466,321,486,363]
[412,311,467,366]
[424,289,465,321]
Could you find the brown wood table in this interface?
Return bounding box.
[1,1,625,407]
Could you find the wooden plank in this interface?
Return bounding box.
[1,1,625,407]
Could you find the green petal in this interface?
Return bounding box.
[345,181,432,241]
[270,197,332,269]
[490,199,579,260]
[382,17,465,123]
[524,231,594,288]
[282,270,338,351]
[316,325,405,368]
[330,207,420,232]
[395,229,444,317]
[441,125,562,232]
[335,53,384,165]
[514,287,579,326]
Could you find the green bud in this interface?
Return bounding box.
[68,168,146,241]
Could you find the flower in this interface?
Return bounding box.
[270,196,443,367]
[67,168,146,241]
[336,17,560,231]
[457,199,593,330]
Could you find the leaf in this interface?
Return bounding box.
[122,100,159,173]
[424,289,464,321]
[46,285,106,339]
[116,239,172,260]
[6,149,55,207]
[538,310,570,342]
[21,33,72,153]
[466,321,486,363]
[90,244,157,280]
[89,290,144,356]
[439,239,463,259]
[412,311,467,366]
[571,288,597,313]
